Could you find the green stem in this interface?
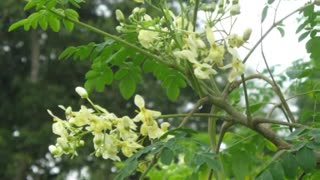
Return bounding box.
[192,0,200,31]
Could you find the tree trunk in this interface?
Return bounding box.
[30,29,40,83]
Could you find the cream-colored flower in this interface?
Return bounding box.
[94,133,120,161]
[138,29,159,48]
[194,63,217,79]
[173,49,198,64]
[52,120,68,138]
[220,48,245,82]
[116,116,138,141]
[228,34,244,48]
[134,95,161,124]
[228,59,245,82]
[140,122,163,139]
[69,105,93,126]
[121,140,143,157]
[205,26,225,66]
[49,145,63,156]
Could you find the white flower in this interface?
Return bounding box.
[75,87,88,99]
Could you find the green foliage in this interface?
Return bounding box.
[115,129,218,180]
[8,0,320,179]
[9,0,79,32]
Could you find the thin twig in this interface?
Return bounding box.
[253,117,305,128]
[243,2,314,64]
[178,97,209,128]
[260,24,296,123]
[241,74,252,123]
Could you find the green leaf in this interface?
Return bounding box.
[46,0,57,9]
[59,47,77,60]
[8,19,28,32]
[270,162,285,179]
[261,6,268,23]
[119,76,136,99]
[24,0,38,11]
[277,27,285,37]
[249,102,265,113]
[105,47,127,65]
[48,15,60,32]
[231,150,250,180]
[63,19,74,32]
[143,60,157,73]
[39,15,48,30]
[64,9,79,21]
[295,147,316,172]
[84,65,113,92]
[281,152,298,179]
[285,127,307,141]
[114,158,138,180]
[298,31,310,42]
[166,85,179,101]
[259,170,273,180]
[306,36,320,60]
[115,68,129,80]
[160,148,173,165]
[268,0,275,4]
[296,19,310,33]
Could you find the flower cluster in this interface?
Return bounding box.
[116,0,251,82]
[48,87,169,161]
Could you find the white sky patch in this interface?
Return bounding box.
[233,0,308,72]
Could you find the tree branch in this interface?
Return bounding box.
[178,96,209,128]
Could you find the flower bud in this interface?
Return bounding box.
[115,9,125,22]
[139,8,146,14]
[75,87,88,99]
[242,28,252,41]
[132,7,140,14]
[230,4,240,16]
[116,26,123,33]
[201,3,216,12]
[49,145,63,156]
